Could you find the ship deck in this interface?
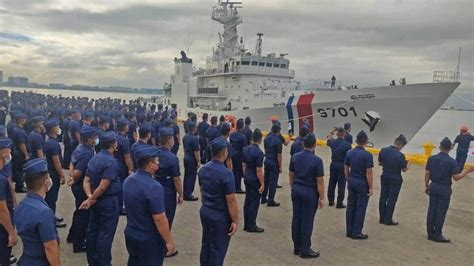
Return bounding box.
[11,136,474,265]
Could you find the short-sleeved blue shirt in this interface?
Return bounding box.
[71,144,95,183]
[230,130,248,158]
[197,121,210,139]
[12,126,27,150]
[378,145,407,182]
[130,140,149,170]
[289,150,324,187]
[86,150,120,196]
[345,133,353,144]
[242,144,264,186]
[28,130,45,159]
[425,152,459,186]
[123,170,165,235]
[0,163,13,213]
[183,133,200,161]
[44,136,63,176]
[290,137,304,157]
[69,120,82,144]
[172,124,180,144]
[127,121,138,144]
[327,138,352,163]
[454,134,473,152]
[344,146,374,180]
[198,160,236,212]
[14,193,58,257]
[155,147,180,189]
[264,133,283,160]
[205,126,220,142]
[114,132,130,166]
[242,126,252,145]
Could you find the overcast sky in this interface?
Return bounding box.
[0,0,472,91]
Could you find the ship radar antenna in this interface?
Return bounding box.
[455,47,461,82]
[255,33,264,56]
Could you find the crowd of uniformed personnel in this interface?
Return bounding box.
[0,90,473,266]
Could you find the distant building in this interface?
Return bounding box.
[49,83,66,89]
[0,71,3,83]
[8,76,29,86]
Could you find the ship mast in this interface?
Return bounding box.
[455,47,461,82]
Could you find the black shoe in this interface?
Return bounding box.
[346,233,352,238]
[10,255,17,264]
[56,221,67,228]
[236,189,245,194]
[300,249,320,259]
[261,199,268,205]
[267,201,280,207]
[428,235,435,241]
[165,250,178,258]
[246,226,264,233]
[336,204,346,209]
[432,235,451,243]
[379,219,384,224]
[277,184,282,188]
[328,202,334,207]
[73,246,87,253]
[184,195,199,201]
[293,250,300,255]
[384,221,399,226]
[351,234,369,240]
[15,187,27,193]
[55,216,64,222]
[120,208,126,216]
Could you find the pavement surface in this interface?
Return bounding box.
[10,143,474,265]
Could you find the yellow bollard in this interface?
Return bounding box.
[422,143,436,157]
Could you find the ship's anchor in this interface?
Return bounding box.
[362,111,381,132]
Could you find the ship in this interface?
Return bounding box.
[169,0,460,148]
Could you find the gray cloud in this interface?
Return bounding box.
[0,0,472,90]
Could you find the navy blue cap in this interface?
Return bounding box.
[134,146,160,161]
[23,158,48,177]
[15,113,27,121]
[84,112,94,119]
[31,116,44,124]
[396,134,408,145]
[209,137,227,153]
[72,109,81,114]
[160,127,174,137]
[99,115,111,123]
[356,130,368,143]
[344,123,352,130]
[139,124,152,135]
[440,137,452,150]
[272,121,281,130]
[0,138,12,149]
[245,116,251,125]
[187,121,196,130]
[116,118,128,128]
[100,131,116,143]
[80,125,98,139]
[44,119,60,131]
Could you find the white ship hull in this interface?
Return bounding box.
[176,82,460,148]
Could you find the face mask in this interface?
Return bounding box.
[4,154,11,165]
[56,128,62,136]
[46,177,53,192]
[95,138,100,146]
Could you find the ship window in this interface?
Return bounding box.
[259,62,265,66]
[198,87,218,94]
[236,61,240,66]
[280,64,286,68]
[274,63,280,68]
[251,61,258,66]
[266,63,272,67]
[242,61,250,65]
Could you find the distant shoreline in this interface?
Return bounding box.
[0,86,162,96]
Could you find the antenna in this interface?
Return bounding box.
[455,47,461,82]
[255,33,263,56]
[185,25,194,55]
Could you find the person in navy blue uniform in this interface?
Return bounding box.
[452,125,473,171]
[123,146,177,265]
[198,137,239,266]
[156,127,183,229]
[290,127,309,157]
[0,139,18,266]
[262,122,283,206]
[378,134,409,225]
[82,112,94,126]
[220,123,233,170]
[242,129,265,233]
[197,113,210,164]
[114,118,134,215]
[242,117,253,145]
[14,159,60,265]
[344,131,374,239]
[68,109,82,155]
[230,119,248,193]
[27,116,45,159]
[80,131,121,266]
[131,124,152,170]
[424,137,474,243]
[127,112,138,147]
[289,133,325,258]
[326,127,352,208]
[183,112,193,134]
[62,110,73,168]
[96,115,111,153]
[43,119,67,228]
[205,116,220,162]
[66,125,97,253]
[344,123,353,144]
[12,113,29,193]
[183,121,200,201]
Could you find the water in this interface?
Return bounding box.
[1,86,472,162]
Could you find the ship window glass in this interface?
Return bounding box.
[280,64,286,68]
[266,63,272,67]
[242,61,250,65]
[274,63,280,68]
[251,61,258,66]
[259,62,265,66]
[236,61,240,66]
[198,87,218,94]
